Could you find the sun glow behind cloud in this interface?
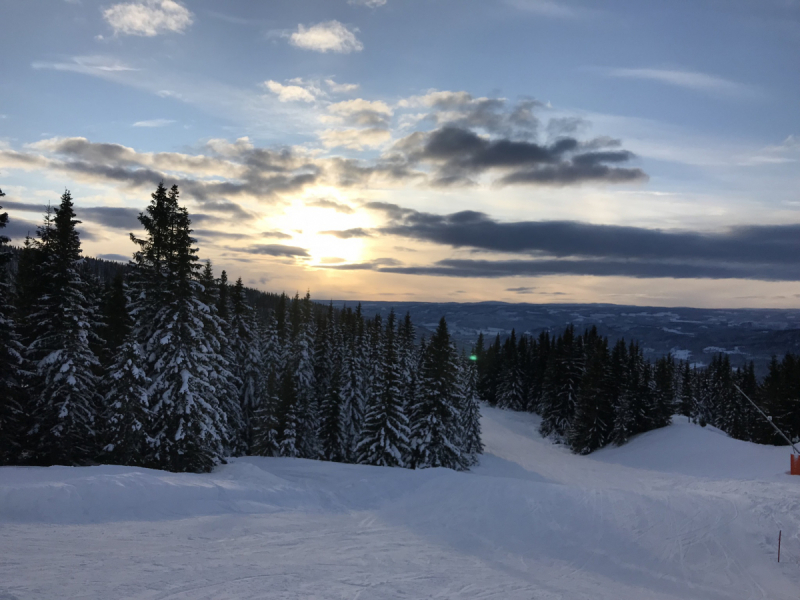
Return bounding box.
[274,193,372,264]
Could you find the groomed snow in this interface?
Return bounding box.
[2,407,800,599]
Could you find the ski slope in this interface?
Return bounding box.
[2,407,800,599]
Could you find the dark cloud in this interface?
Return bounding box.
[261,230,293,240]
[419,93,542,138]
[193,200,255,220]
[13,139,319,206]
[361,203,800,281]
[305,198,355,214]
[194,229,253,241]
[507,286,536,294]
[373,207,800,267]
[316,257,403,270]
[241,244,310,258]
[1,216,41,241]
[79,206,141,230]
[379,258,800,281]
[394,126,646,187]
[1,200,51,214]
[320,227,373,239]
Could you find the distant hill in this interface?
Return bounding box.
[335,300,800,376]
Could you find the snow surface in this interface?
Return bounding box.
[2,407,800,599]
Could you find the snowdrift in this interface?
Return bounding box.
[2,406,800,600]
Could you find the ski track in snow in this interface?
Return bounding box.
[2,407,800,599]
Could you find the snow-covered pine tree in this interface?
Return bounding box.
[129,183,227,473]
[292,293,319,458]
[397,312,418,413]
[277,368,300,457]
[611,343,648,445]
[409,317,463,470]
[458,354,484,466]
[339,308,366,462]
[0,189,27,465]
[319,318,346,462]
[102,337,151,466]
[357,309,411,467]
[230,277,262,450]
[652,354,677,429]
[568,336,613,454]
[678,361,695,420]
[26,191,102,465]
[251,313,282,456]
[196,260,244,456]
[496,330,525,411]
[539,326,582,441]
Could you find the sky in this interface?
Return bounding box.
[0,0,798,308]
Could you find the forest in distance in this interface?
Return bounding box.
[1,183,800,476]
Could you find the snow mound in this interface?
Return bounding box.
[593,415,794,480]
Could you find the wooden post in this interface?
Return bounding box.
[778,530,781,563]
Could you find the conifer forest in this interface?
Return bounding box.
[0,184,482,473]
[2,184,800,474]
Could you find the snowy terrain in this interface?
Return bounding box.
[2,407,800,599]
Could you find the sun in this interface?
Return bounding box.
[274,195,371,264]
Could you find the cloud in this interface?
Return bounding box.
[263,80,316,103]
[348,0,387,6]
[79,206,141,229]
[396,125,646,186]
[241,244,310,258]
[289,21,363,53]
[4,199,141,230]
[380,257,800,281]
[320,227,372,239]
[32,55,139,74]
[103,0,193,36]
[319,257,346,264]
[507,286,537,294]
[0,216,41,242]
[305,198,355,214]
[504,0,588,18]
[328,98,392,128]
[317,257,403,270]
[372,205,800,265]
[133,119,175,127]
[604,68,758,98]
[398,92,541,138]
[319,128,391,150]
[261,230,293,240]
[361,204,800,281]
[325,79,359,94]
[3,137,320,205]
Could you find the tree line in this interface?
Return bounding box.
[473,325,800,454]
[0,184,482,473]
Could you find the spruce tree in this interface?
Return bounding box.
[0,189,27,464]
[496,330,525,411]
[409,317,463,470]
[251,314,282,456]
[458,355,484,466]
[230,277,262,450]
[357,310,411,467]
[26,191,102,465]
[129,183,228,472]
[568,337,613,454]
[102,337,151,466]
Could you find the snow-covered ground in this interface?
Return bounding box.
[2,408,800,599]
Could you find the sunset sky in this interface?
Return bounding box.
[1,0,798,307]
